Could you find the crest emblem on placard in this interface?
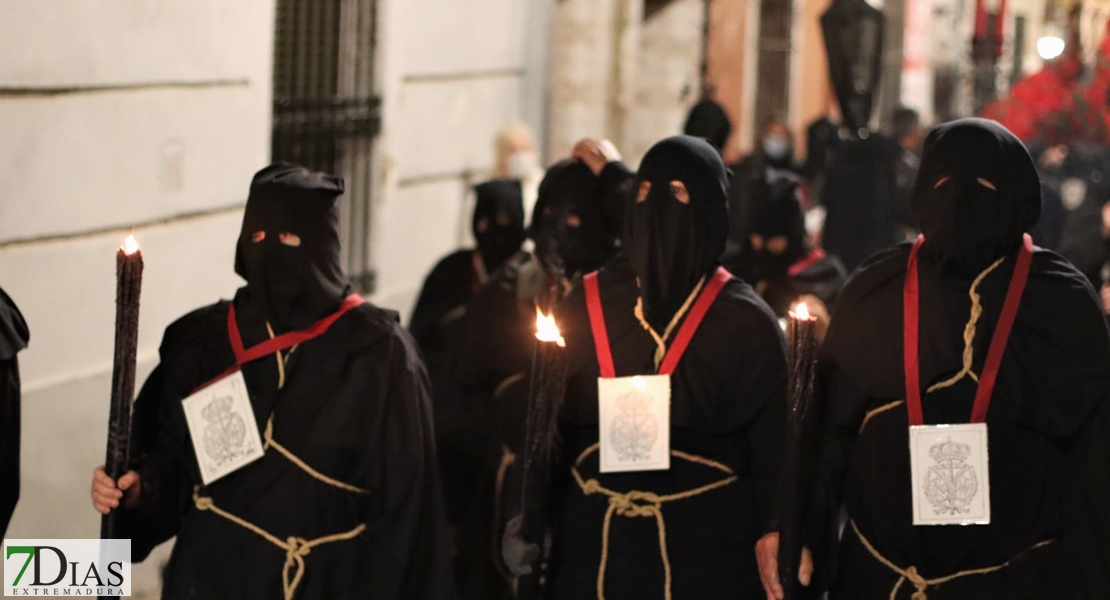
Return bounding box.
[202,396,249,467]
[609,389,659,462]
[924,437,978,515]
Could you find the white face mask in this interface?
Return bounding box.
[762,136,792,161]
[508,152,540,179]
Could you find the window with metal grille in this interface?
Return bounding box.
[271,0,382,294]
[755,0,793,129]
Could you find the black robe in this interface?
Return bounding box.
[409,250,487,528]
[0,287,28,539]
[807,243,1110,599]
[820,135,899,272]
[122,289,455,599]
[451,251,547,600]
[410,250,482,348]
[545,257,788,599]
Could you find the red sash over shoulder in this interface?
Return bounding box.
[583,267,731,378]
[903,235,1033,426]
[194,293,365,392]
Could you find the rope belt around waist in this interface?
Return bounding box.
[192,488,365,600]
[849,520,1054,600]
[571,443,739,600]
[191,416,371,600]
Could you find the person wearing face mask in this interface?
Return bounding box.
[89,163,455,600]
[0,287,28,540]
[761,128,796,171]
[745,190,846,340]
[408,178,526,577]
[453,154,623,600]
[724,118,807,281]
[492,124,545,229]
[502,136,788,599]
[757,119,1110,600]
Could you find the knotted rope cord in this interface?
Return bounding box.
[265,322,299,390]
[925,256,1006,394]
[849,520,1053,600]
[570,443,738,600]
[193,487,366,600]
[633,276,708,371]
[858,256,1008,434]
[492,444,518,583]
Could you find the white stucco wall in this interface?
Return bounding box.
[0,0,276,596]
[370,0,549,319]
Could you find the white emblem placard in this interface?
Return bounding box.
[909,423,990,526]
[598,375,670,473]
[182,370,265,486]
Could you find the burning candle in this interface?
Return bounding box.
[778,301,818,600]
[517,304,567,599]
[102,235,143,542]
[535,307,566,347]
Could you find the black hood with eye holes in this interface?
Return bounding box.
[234,163,351,332]
[472,179,526,272]
[625,136,729,331]
[530,160,618,279]
[913,118,1041,275]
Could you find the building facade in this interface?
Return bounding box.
[0,0,549,596]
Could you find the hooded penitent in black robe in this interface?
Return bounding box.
[0,288,28,539]
[453,159,625,600]
[804,119,1110,600]
[121,164,455,600]
[820,134,899,272]
[744,188,847,319]
[408,179,525,531]
[545,137,787,599]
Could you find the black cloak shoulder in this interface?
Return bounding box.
[0,288,29,361]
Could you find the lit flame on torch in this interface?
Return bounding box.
[121,234,140,256]
[535,307,566,347]
[791,301,813,321]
